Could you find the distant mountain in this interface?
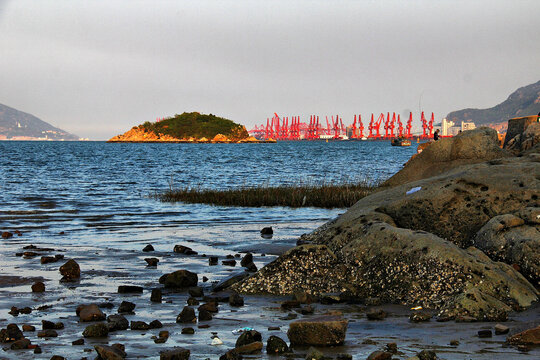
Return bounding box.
[446,80,540,127]
[0,103,79,140]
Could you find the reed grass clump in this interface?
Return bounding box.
[158,179,379,208]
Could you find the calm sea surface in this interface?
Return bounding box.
[0,140,417,248]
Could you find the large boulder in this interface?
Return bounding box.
[287,315,348,346]
[503,115,539,150]
[474,213,539,286]
[159,270,198,289]
[507,325,540,345]
[59,259,80,281]
[383,127,509,188]
[77,304,106,322]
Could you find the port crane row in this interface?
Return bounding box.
[248,112,435,140]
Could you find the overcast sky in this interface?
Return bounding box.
[1,0,539,139]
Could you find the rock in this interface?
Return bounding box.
[159,270,198,289]
[287,315,348,346]
[33,345,42,354]
[188,287,204,297]
[219,349,243,360]
[474,213,539,284]
[118,301,136,314]
[367,309,387,321]
[504,116,540,153]
[305,346,324,360]
[260,227,273,235]
[160,347,190,360]
[222,259,237,266]
[59,259,80,280]
[235,341,263,354]
[366,351,392,360]
[244,262,258,272]
[37,329,58,338]
[213,272,250,292]
[143,244,155,252]
[385,342,397,353]
[198,309,213,321]
[176,306,196,323]
[31,281,45,292]
[293,292,317,304]
[187,297,199,306]
[240,253,253,267]
[107,315,129,331]
[151,288,162,303]
[198,302,219,313]
[2,231,13,239]
[150,320,163,329]
[174,245,197,255]
[77,304,106,322]
[0,324,24,342]
[235,330,262,347]
[10,338,30,350]
[266,335,288,354]
[478,329,492,338]
[95,344,127,359]
[145,258,159,266]
[449,339,459,345]
[300,305,315,315]
[438,288,511,322]
[131,321,150,330]
[495,324,509,335]
[82,323,109,338]
[417,350,438,360]
[209,256,218,265]
[181,327,195,334]
[72,338,84,345]
[42,320,56,329]
[229,293,244,307]
[410,311,432,322]
[22,324,35,332]
[336,354,353,360]
[507,325,540,345]
[280,312,298,320]
[41,256,58,264]
[100,302,115,309]
[50,356,65,360]
[118,285,143,293]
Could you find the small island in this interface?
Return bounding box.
[108,112,272,143]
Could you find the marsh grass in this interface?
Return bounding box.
[158,179,380,208]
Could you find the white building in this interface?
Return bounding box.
[442,118,476,136]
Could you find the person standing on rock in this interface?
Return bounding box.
[433,129,440,141]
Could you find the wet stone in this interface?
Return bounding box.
[417,350,438,360]
[145,258,159,267]
[299,305,314,315]
[235,341,263,354]
[173,245,197,255]
[59,259,80,281]
[142,244,155,252]
[83,323,108,338]
[1,231,13,239]
[151,288,162,303]
[366,351,392,360]
[385,342,397,353]
[176,306,196,323]
[31,281,45,292]
[33,345,42,354]
[72,338,84,345]
[266,335,288,354]
[10,338,31,350]
[410,311,432,322]
[95,344,127,359]
[198,302,219,313]
[118,301,136,314]
[336,354,353,360]
[131,321,150,330]
[260,227,273,235]
[209,256,218,266]
[0,324,24,342]
[181,327,195,334]
[478,329,492,338]
[187,297,200,306]
[449,340,460,346]
[50,356,65,360]
[244,262,258,272]
[236,329,262,347]
[287,315,348,346]
[150,320,163,329]
[22,324,35,332]
[37,329,58,338]
[107,315,129,331]
[198,309,213,321]
[222,259,237,267]
[366,309,387,321]
[495,324,509,335]
[159,270,198,289]
[77,304,106,322]
[41,256,58,264]
[188,286,204,298]
[240,253,253,267]
[160,347,190,360]
[229,293,244,307]
[118,285,143,293]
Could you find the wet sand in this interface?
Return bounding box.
[1,225,538,360]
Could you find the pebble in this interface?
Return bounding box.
[31,281,46,292]
[182,327,195,334]
[495,324,509,335]
[145,257,159,266]
[142,244,155,252]
[478,329,493,338]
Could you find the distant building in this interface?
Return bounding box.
[461,121,476,131]
[442,118,476,136]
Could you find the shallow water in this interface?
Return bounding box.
[0,141,538,359]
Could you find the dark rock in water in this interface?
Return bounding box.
[118,301,136,314]
[213,272,250,292]
[222,259,237,267]
[42,320,55,329]
[77,304,106,322]
[8,307,19,316]
[417,350,438,360]
[95,344,127,359]
[320,293,343,304]
[495,324,509,335]
[337,354,353,360]
[174,245,197,255]
[287,315,347,346]
[145,257,159,267]
[10,338,30,350]
[159,270,198,289]
[235,329,262,347]
[151,288,162,303]
[22,324,35,332]
[244,262,258,272]
[181,327,195,334]
[478,329,492,338]
[143,244,155,252]
[150,320,163,329]
[83,323,108,338]
[209,256,218,265]
[2,231,13,239]
[37,329,58,338]
[41,256,58,264]
[176,306,196,323]
[260,227,273,235]
[240,253,253,267]
[198,309,213,321]
[31,281,45,292]
[229,293,244,307]
[226,254,235,259]
[33,345,42,354]
[293,292,317,304]
[266,335,288,354]
[219,349,243,360]
[449,340,460,346]
[131,321,150,330]
[410,311,432,322]
[299,305,314,315]
[198,302,219,313]
[366,351,392,360]
[99,302,115,309]
[204,294,230,303]
[160,347,190,360]
[118,285,143,293]
[385,342,397,353]
[305,347,325,360]
[188,287,204,298]
[187,297,200,306]
[50,356,65,360]
[107,315,129,331]
[367,309,387,321]
[59,259,80,281]
[72,338,84,345]
[506,325,540,345]
[235,341,263,354]
[0,324,24,342]
[279,313,297,321]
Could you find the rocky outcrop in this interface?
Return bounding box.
[287,315,348,346]
[233,126,540,320]
[504,117,540,154]
[503,116,539,148]
[383,127,509,188]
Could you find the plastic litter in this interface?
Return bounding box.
[410,306,423,310]
[406,186,422,195]
[211,336,223,345]
[232,327,253,335]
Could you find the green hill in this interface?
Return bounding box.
[140,112,248,140]
[446,80,540,125]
